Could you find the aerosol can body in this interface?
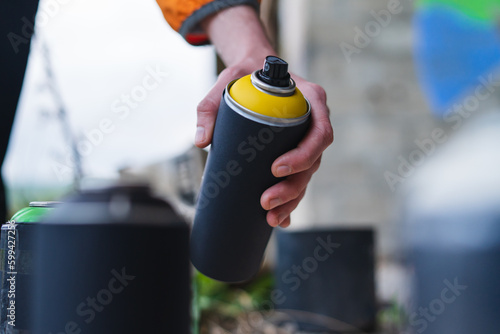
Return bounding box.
[191,56,311,282]
[32,185,191,334]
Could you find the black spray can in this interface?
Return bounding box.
[0,202,59,333]
[191,56,311,282]
[32,185,191,334]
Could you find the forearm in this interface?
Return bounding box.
[201,5,276,67]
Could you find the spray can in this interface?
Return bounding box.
[0,201,59,333]
[32,184,191,334]
[191,56,311,283]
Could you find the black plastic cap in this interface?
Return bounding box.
[256,56,291,87]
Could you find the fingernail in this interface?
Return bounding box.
[269,198,282,209]
[276,165,291,177]
[277,213,287,225]
[195,126,205,143]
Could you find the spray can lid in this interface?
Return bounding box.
[229,56,309,119]
[29,201,63,208]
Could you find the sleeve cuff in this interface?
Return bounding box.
[180,0,260,46]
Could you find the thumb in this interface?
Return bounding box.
[195,66,251,148]
[195,71,231,148]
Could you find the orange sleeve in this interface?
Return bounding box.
[156,0,260,45]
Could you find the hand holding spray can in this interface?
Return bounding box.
[191,56,311,282]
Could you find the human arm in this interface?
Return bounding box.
[199,5,333,228]
[155,1,333,227]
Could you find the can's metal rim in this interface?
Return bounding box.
[251,70,296,96]
[224,80,311,127]
[29,201,63,208]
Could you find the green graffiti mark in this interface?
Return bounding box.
[417,0,500,22]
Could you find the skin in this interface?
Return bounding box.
[197,5,333,228]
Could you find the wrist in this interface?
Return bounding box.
[202,5,276,68]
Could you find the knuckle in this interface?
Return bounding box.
[284,180,303,201]
[221,66,248,80]
[297,188,307,201]
[313,123,334,148]
[298,150,317,170]
[197,98,218,116]
[309,83,327,103]
[290,186,303,200]
[325,105,332,117]
[312,157,322,173]
[327,127,334,144]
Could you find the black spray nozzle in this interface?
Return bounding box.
[256,56,291,87]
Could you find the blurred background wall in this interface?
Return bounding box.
[279,0,500,259]
[282,0,433,260]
